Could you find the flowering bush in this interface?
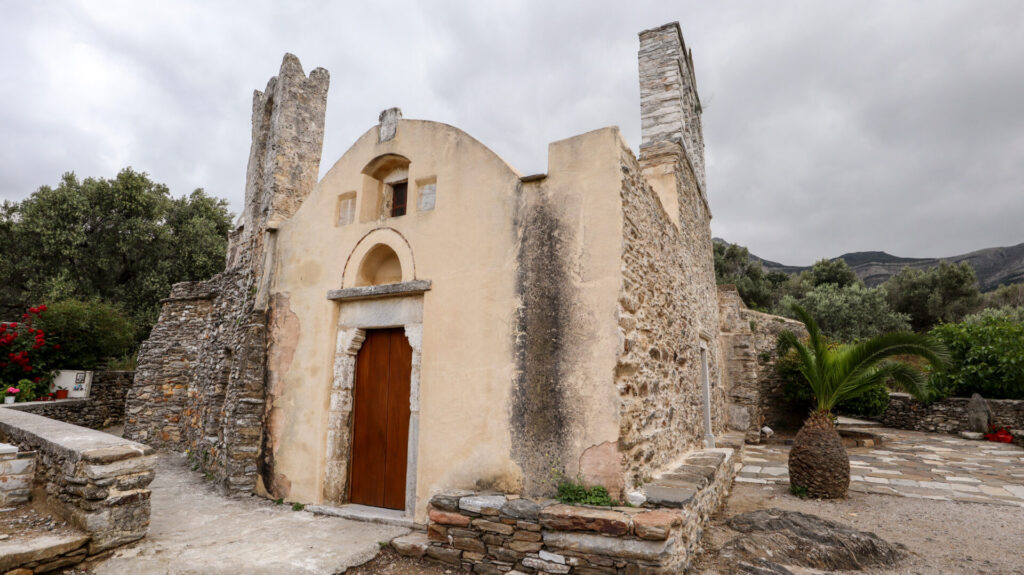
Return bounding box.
[0,305,58,395]
[984,425,1014,443]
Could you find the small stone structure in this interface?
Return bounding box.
[0,442,35,506]
[393,446,738,574]
[717,285,808,440]
[0,407,155,555]
[4,371,133,430]
[881,393,1024,441]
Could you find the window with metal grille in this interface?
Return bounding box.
[390,182,408,217]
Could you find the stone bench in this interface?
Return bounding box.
[0,407,155,554]
[396,443,740,573]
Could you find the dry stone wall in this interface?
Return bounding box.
[124,54,328,498]
[717,286,809,439]
[395,445,738,574]
[0,408,155,554]
[616,139,725,491]
[6,371,133,430]
[881,393,1024,435]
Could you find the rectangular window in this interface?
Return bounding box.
[390,182,408,217]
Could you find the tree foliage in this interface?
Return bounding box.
[929,314,1024,400]
[984,282,1024,309]
[0,169,233,341]
[882,262,983,331]
[780,283,910,342]
[713,241,789,310]
[809,258,859,288]
[34,300,136,370]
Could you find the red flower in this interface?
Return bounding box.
[53,344,61,350]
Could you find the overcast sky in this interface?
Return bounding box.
[2,1,1023,265]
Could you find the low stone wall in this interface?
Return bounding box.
[395,447,738,574]
[4,370,134,430]
[0,407,155,554]
[880,393,1024,436]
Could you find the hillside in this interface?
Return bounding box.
[728,240,1024,292]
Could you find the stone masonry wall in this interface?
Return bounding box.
[396,445,738,574]
[639,22,706,193]
[0,408,155,554]
[6,371,133,430]
[124,54,328,498]
[0,442,35,506]
[717,286,809,440]
[616,139,725,491]
[881,393,1024,435]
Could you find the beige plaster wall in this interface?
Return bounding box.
[263,120,631,521]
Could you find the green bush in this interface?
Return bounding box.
[35,300,136,370]
[929,315,1024,399]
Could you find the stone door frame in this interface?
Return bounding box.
[323,296,422,518]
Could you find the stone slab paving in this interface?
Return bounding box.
[93,452,407,575]
[738,427,1024,507]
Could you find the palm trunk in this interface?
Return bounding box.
[788,411,850,498]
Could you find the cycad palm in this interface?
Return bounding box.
[782,304,948,498]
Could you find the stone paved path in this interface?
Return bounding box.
[738,427,1024,507]
[93,453,406,575]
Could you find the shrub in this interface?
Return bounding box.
[929,315,1024,399]
[779,347,891,418]
[34,300,136,370]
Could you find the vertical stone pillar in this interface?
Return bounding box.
[638,22,705,193]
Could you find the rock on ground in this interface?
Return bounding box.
[721,508,904,572]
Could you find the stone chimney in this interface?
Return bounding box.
[638,22,706,194]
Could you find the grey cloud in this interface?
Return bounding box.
[2,1,1022,265]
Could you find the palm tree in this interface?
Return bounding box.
[780,304,948,498]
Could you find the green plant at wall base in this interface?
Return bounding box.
[291,502,305,511]
[274,498,284,505]
[789,484,809,498]
[556,480,617,507]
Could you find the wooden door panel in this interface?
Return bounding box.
[349,328,412,510]
[383,331,412,509]
[349,330,390,507]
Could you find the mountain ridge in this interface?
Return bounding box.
[713,239,1024,292]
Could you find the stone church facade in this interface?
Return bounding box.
[125,22,763,524]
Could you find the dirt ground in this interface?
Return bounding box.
[343,547,449,575]
[692,482,1024,575]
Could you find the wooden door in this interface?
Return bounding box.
[349,328,412,509]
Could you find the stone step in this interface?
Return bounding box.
[642,447,738,509]
[0,531,90,573]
